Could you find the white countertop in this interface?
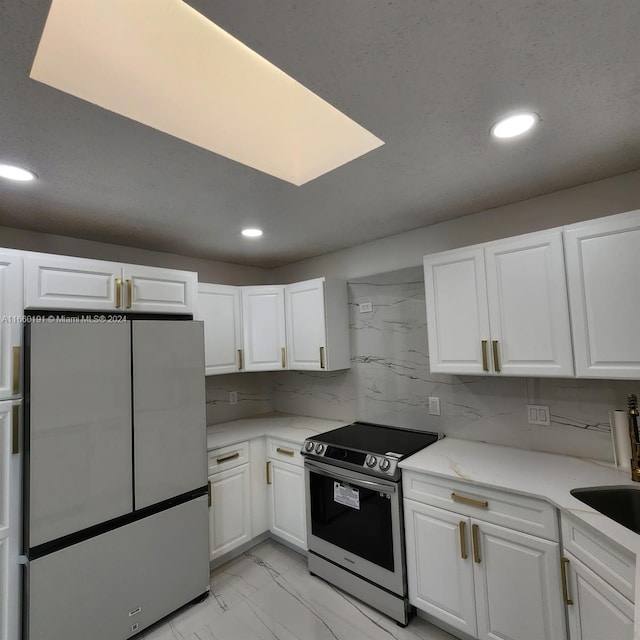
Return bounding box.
[206,412,349,451]
[400,437,640,556]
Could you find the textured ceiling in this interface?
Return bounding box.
[1,1,639,268]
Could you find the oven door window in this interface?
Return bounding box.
[309,471,394,571]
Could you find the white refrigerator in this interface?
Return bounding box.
[23,319,210,639]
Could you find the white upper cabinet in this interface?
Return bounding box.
[122,264,196,314]
[285,278,350,371]
[424,246,490,375]
[564,209,640,379]
[24,253,196,314]
[241,286,287,371]
[424,229,574,377]
[197,283,243,375]
[25,253,122,311]
[0,252,23,400]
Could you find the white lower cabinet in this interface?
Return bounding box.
[207,442,252,562]
[208,465,251,562]
[564,551,634,640]
[0,400,21,640]
[403,474,566,640]
[267,443,306,551]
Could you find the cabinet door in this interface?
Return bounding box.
[267,458,306,550]
[208,464,251,561]
[404,500,477,637]
[24,253,122,311]
[285,278,327,370]
[0,401,21,640]
[0,252,22,400]
[472,520,566,640]
[564,552,634,640]
[484,230,574,377]
[564,210,640,378]
[241,287,287,371]
[197,284,243,375]
[423,247,491,374]
[122,264,196,314]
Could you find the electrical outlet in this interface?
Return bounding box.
[527,404,550,426]
[429,396,440,416]
[229,391,238,405]
[359,301,373,313]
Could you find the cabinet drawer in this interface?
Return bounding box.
[403,472,558,540]
[266,437,303,466]
[561,512,635,602]
[208,441,249,475]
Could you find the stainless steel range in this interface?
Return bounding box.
[301,421,442,626]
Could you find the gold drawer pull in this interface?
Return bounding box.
[459,521,468,560]
[12,405,19,455]
[281,347,286,368]
[238,349,244,370]
[12,346,20,395]
[216,452,240,464]
[472,524,481,563]
[492,340,500,373]
[266,461,272,485]
[126,279,133,309]
[276,447,295,457]
[115,277,122,308]
[319,346,326,369]
[561,557,573,605]
[481,340,489,372]
[451,492,488,509]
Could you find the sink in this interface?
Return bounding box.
[571,486,640,534]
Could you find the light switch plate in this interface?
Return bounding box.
[359,301,373,313]
[229,391,238,405]
[429,396,440,416]
[527,404,550,426]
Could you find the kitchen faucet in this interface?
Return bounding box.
[628,394,640,482]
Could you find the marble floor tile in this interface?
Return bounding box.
[141,540,457,640]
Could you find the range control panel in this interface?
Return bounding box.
[301,439,400,477]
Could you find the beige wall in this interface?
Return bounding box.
[271,169,640,282]
[0,224,269,285]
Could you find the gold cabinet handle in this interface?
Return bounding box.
[472,524,481,563]
[126,279,133,309]
[266,460,272,485]
[492,340,500,373]
[276,447,295,457]
[451,492,488,509]
[281,347,286,368]
[216,452,240,464]
[561,557,573,605]
[115,277,122,309]
[12,346,20,395]
[481,340,489,372]
[207,480,212,507]
[319,346,326,369]
[12,405,19,455]
[238,349,244,370]
[459,521,468,560]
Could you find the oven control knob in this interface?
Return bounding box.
[379,458,391,472]
[365,455,377,468]
[315,443,325,455]
[304,441,315,452]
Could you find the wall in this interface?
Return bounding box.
[272,169,640,283]
[205,373,273,424]
[0,224,269,285]
[272,268,630,461]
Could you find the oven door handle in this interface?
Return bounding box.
[305,460,396,494]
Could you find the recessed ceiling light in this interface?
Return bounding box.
[241,228,263,238]
[0,163,37,181]
[491,113,539,139]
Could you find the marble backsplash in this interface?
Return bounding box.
[270,267,635,462]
